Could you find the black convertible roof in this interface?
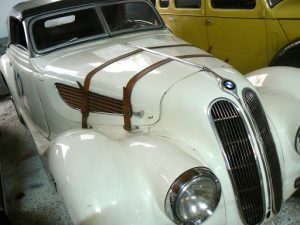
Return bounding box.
[11,0,124,21]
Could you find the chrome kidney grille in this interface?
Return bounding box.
[243,88,282,213]
[211,100,264,225]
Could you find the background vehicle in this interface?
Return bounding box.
[0,0,300,225]
[156,0,300,73]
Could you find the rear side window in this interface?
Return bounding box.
[211,0,256,9]
[160,0,170,8]
[10,17,27,50]
[32,8,105,51]
[175,0,201,8]
[268,0,282,7]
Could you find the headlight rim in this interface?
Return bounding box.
[165,167,221,225]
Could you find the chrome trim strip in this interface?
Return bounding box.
[208,98,266,225]
[242,88,281,213]
[165,167,221,225]
[126,43,241,100]
[241,89,272,212]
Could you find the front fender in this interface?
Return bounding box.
[246,66,300,102]
[0,54,11,88]
[48,129,219,225]
[246,67,300,199]
[0,54,19,103]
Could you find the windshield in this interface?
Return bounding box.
[101,2,163,33]
[31,7,107,53]
[268,0,283,7]
[30,1,163,53]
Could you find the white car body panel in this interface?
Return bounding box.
[1,1,300,224]
[48,130,227,225]
[247,67,300,199]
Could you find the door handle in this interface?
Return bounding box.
[168,16,176,22]
[205,18,215,25]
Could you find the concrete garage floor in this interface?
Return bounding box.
[0,96,73,225]
[0,96,300,225]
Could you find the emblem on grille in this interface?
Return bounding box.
[223,80,236,90]
[296,127,300,154]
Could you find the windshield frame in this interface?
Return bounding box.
[28,0,164,55]
[267,0,284,8]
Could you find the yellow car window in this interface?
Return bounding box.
[175,0,201,8]
[160,0,170,8]
[211,0,256,9]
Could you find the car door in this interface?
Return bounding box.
[157,0,209,51]
[205,0,267,74]
[7,18,49,136]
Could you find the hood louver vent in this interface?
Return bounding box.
[56,83,123,114]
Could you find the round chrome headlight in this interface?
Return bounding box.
[296,127,300,154]
[165,168,221,224]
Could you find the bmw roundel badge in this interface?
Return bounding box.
[223,80,236,90]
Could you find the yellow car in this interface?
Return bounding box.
[156,0,300,73]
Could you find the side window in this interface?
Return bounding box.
[150,0,156,6]
[9,17,28,50]
[211,0,256,9]
[175,0,201,8]
[160,0,170,8]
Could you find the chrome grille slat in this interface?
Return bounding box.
[211,100,264,225]
[243,88,283,213]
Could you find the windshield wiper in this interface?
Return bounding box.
[60,37,78,47]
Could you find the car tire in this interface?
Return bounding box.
[0,211,11,225]
[270,40,300,68]
[11,97,25,126]
[0,72,9,98]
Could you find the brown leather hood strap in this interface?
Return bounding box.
[123,54,213,131]
[79,44,194,128]
[80,49,143,128]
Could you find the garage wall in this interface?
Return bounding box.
[0,0,25,40]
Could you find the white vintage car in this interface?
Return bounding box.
[0,0,300,225]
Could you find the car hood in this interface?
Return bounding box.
[32,30,236,126]
[272,0,300,19]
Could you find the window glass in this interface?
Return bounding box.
[101,2,162,33]
[32,8,105,51]
[268,0,282,7]
[150,0,156,6]
[175,0,201,8]
[10,18,27,49]
[160,0,170,8]
[211,0,256,9]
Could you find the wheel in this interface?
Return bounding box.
[10,97,25,126]
[0,72,9,98]
[270,40,300,68]
[0,211,11,225]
